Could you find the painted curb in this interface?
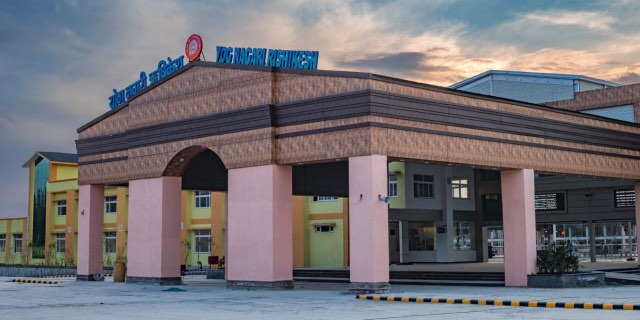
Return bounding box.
[357,295,640,311]
[11,279,61,285]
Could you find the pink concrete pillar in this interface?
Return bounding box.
[77,184,105,281]
[636,182,640,264]
[348,155,390,293]
[501,169,537,287]
[127,177,182,285]
[227,164,292,289]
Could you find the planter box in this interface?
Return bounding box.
[528,272,605,288]
[206,269,225,279]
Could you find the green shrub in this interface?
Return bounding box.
[536,241,581,274]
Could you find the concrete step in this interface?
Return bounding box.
[292,269,505,286]
[604,271,640,285]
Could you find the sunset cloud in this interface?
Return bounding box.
[0,0,639,217]
[521,10,615,31]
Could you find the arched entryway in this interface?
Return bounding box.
[123,146,228,284]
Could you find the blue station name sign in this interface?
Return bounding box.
[108,55,184,110]
[216,46,319,70]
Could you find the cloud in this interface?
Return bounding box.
[2,0,640,218]
[521,10,615,31]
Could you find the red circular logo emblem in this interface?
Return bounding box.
[185,34,203,62]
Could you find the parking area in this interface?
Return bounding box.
[2,276,640,319]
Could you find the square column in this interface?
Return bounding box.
[127,177,182,285]
[636,182,640,264]
[348,155,390,293]
[227,164,293,289]
[501,169,536,287]
[77,184,104,281]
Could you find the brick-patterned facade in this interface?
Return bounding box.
[548,83,640,122]
[77,63,640,185]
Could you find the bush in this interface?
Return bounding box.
[536,241,581,274]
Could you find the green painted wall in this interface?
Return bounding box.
[388,162,406,209]
[308,219,343,267]
[47,179,78,193]
[308,197,343,213]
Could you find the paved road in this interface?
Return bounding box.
[1,276,640,319]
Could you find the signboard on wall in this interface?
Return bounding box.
[216,46,319,70]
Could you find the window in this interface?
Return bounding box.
[57,200,67,216]
[195,191,211,208]
[315,225,334,233]
[452,178,469,199]
[105,196,117,214]
[312,196,338,202]
[413,174,434,198]
[614,189,635,208]
[194,230,211,254]
[104,232,116,254]
[408,222,435,251]
[453,221,474,250]
[13,234,22,253]
[388,175,398,197]
[55,234,65,253]
[535,193,566,211]
[0,234,5,252]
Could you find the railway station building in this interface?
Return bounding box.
[72,60,640,293]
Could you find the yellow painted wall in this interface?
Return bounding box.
[183,191,226,267]
[308,219,344,267]
[114,187,128,265]
[54,165,77,181]
[103,187,118,224]
[388,161,406,209]
[305,196,347,268]
[292,196,305,267]
[0,218,27,264]
[308,197,343,214]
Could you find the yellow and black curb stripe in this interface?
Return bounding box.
[11,279,61,285]
[357,295,640,311]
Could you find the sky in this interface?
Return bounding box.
[1,0,639,218]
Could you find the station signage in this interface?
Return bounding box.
[108,55,185,110]
[216,46,319,70]
[185,34,203,62]
[107,34,320,109]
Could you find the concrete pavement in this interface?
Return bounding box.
[1,275,640,319]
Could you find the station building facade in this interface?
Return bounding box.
[9,151,356,269]
[451,70,639,262]
[73,60,640,292]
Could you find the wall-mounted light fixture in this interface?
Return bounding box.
[378,194,391,205]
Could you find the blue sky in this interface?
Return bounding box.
[1,0,639,217]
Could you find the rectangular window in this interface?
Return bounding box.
[413,174,434,198]
[55,234,65,253]
[614,188,635,208]
[13,234,22,253]
[535,193,566,211]
[452,178,469,199]
[194,229,211,254]
[314,225,334,233]
[408,222,435,251]
[312,196,338,202]
[105,196,117,214]
[195,191,211,208]
[0,234,5,252]
[104,232,116,254]
[453,221,474,250]
[57,200,67,216]
[388,175,398,197]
